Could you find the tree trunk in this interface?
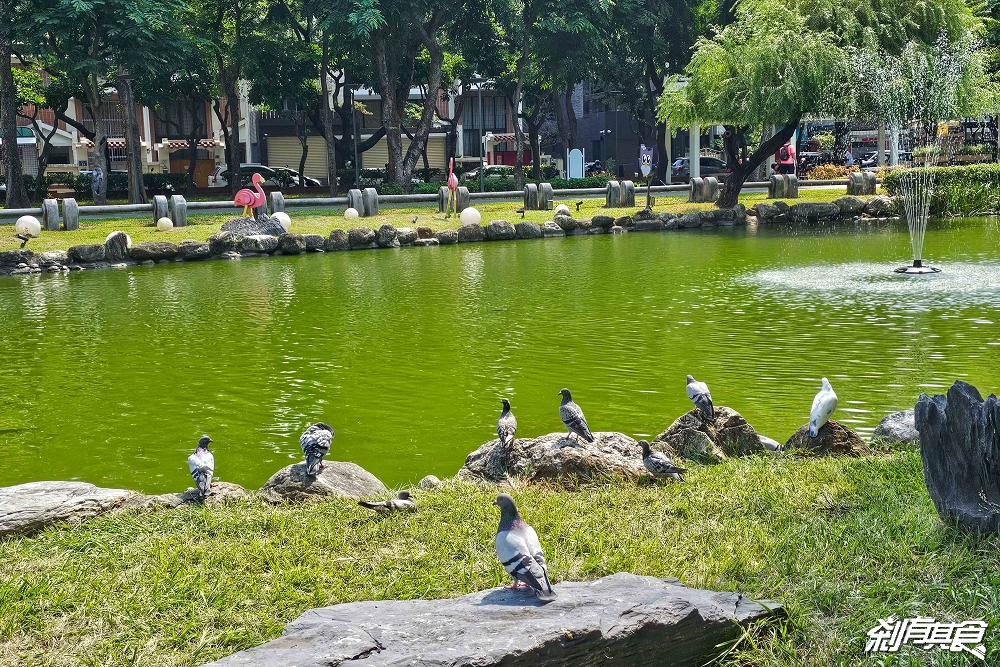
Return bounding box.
[215,78,241,195]
[1,37,30,209]
[655,122,669,185]
[511,23,531,190]
[86,78,110,205]
[401,15,445,193]
[321,33,338,196]
[373,34,405,189]
[117,72,147,204]
[716,118,798,208]
[295,113,309,182]
[564,81,577,151]
[527,114,540,180]
[186,137,198,193]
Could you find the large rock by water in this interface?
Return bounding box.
[104,231,132,261]
[916,381,1000,532]
[348,227,377,250]
[259,462,388,503]
[131,241,179,262]
[458,223,486,242]
[326,229,349,251]
[68,244,106,263]
[240,235,279,253]
[208,231,241,255]
[178,240,212,261]
[832,196,866,216]
[872,409,918,446]
[375,224,398,248]
[0,481,135,537]
[277,233,307,255]
[653,407,764,463]
[486,220,516,241]
[515,221,542,239]
[784,420,866,456]
[459,432,647,483]
[202,572,782,667]
[221,215,286,237]
[140,482,250,508]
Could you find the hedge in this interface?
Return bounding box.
[881,163,1000,216]
[0,172,188,202]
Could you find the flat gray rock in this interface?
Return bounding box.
[872,409,918,446]
[460,431,648,483]
[202,572,781,667]
[259,462,388,503]
[136,481,250,508]
[0,481,135,537]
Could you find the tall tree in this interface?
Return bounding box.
[0,0,37,208]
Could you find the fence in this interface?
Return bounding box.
[0,179,866,229]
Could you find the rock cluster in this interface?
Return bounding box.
[751,196,898,223]
[653,407,765,463]
[259,462,388,503]
[784,420,867,456]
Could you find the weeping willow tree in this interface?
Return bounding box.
[660,0,988,208]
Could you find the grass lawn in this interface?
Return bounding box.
[1,187,866,254]
[1,452,997,666]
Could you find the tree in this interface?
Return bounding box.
[660,0,988,207]
[34,0,181,204]
[0,0,38,208]
[14,69,69,201]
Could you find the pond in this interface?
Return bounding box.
[3,217,1000,494]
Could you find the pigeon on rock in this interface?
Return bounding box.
[640,440,686,482]
[808,378,839,437]
[187,435,215,497]
[559,388,594,443]
[300,422,334,475]
[685,375,715,421]
[358,490,416,514]
[493,494,556,601]
[497,399,517,448]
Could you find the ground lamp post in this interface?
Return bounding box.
[469,76,487,192]
[599,129,612,169]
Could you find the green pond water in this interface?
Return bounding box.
[3,218,1000,494]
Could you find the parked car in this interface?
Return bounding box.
[280,168,321,187]
[670,157,730,183]
[462,165,515,181]
[208,163,320,188]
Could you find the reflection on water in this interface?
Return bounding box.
[1,217,999,493]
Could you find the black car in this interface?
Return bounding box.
[671,157,730,183]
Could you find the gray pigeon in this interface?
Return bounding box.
[358,490,416,514]
[187,435,215,497]
[497,398,517,448]
[300,422,334,476]
[640,440,686,482]
[559,388,594,443]
[493,494,556,600]
[685,375,715,421]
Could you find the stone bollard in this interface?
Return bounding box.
[863,171,877,195]
[347,189,364,212]
[606,180,621,208]
[269,190,285,214]
[170,194,188,227]
[621,180,636,207]
[847,172,863,196]
[538,182,553,210]
[152,195,168,223]
[703,177,719,202]
[62,198,80,231]
[783,174,799,198]
[456,186,471,212]
[42,198,59,231]
[768,174,786,199]
[362,187,379,216]
[438,186,449,213]
[689,177,704,203]
[523,183,539,210]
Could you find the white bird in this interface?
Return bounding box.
[300,423,334,475]
[493,494,556,601]
[358,490,416,514]
[808,378,838,437]
[187,435,215,497]
[685,375,714,420]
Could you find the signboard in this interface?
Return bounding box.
[567,148,584,179]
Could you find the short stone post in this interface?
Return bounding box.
[152,195,168,223]
[170,194,188,227]
[847,172,862,196]
[362,188,379,216]
[438,186,449,213]
[783,174,799,198]
[689,177,704,203]
[538,182,553,210]
[62,198,80,231]
[347,188,364,212]
[703,177,720,202]
[621,180,636,207]
[863,172,877,195]
[456,186,471,212]
[606,180,621,207]
[523,183,539,210]
[42,198,59,231]
[269,191,285,214]
[768,174,786,199]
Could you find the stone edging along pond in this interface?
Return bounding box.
[0,194,895,277]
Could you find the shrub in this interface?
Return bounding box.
[881,163,1000,216]
[812,133,836,150]
[804,164,858,180]
[955,143,990,156]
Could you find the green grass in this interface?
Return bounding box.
[2,188,863,254]
[1,452,997,666]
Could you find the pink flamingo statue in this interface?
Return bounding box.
[446,158,458,217]
[234,172,265,217]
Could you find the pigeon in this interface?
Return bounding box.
[559,388,594,443]
[493,494,556,600]
[358,490,416,514]
[685,375,715,421]
[497,398,517,449]
[640,440,686,481]
[300,422,334,475]
[187,435,215,497]
[808,378,838,437]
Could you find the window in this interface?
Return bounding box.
[48,146,71,165]
[154,101,208,138]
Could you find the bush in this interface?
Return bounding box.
[955,143,990,156]
[803,164,858,180]
[881,163,1000,216]
[812,133,836,150]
